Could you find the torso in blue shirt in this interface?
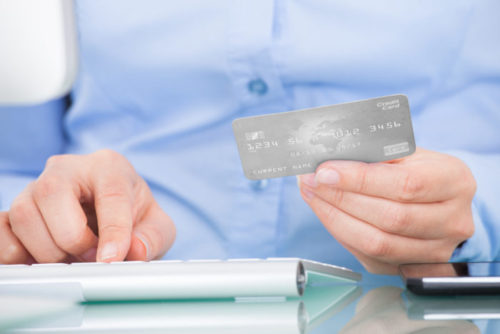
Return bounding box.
[6,1,500,269]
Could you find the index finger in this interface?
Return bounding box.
[313,158,464,203]
[92,171,135,262]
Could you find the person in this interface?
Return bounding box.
[0,1,499,274]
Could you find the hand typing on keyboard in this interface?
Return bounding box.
[0,150,176,264]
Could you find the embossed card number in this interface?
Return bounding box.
[232,94,416,180]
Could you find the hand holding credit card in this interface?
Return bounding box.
[232,94,415,180]
[233,94,476,275]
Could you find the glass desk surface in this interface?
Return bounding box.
[1,271,499,334]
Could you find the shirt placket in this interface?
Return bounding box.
[225,0,288,257]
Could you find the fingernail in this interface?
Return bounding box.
[134,232,151,261]
[98,243,118,262]
[81,247,97,262]
[301,187,315,200]
[299,173,316,188]
[315,168,340,185]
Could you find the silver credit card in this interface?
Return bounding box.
[232,94,416,180]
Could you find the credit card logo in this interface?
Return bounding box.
[383,142,410,156]
[245,131,265,141]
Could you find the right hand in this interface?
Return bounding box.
[0,149,176,264]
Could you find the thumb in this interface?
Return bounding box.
[126,204,176,261]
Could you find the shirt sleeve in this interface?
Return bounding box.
[0,98,66,211]
[449,150,500,262]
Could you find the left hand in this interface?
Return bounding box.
[298,147,476,274]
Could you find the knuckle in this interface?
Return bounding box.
[33,175,64,199]
[453,216,475,240]
[382,204,409,233]
[95,148,119,158]
[94,149,127,166]
[397,171,424,202]
[93,149,136,180]
[355,164,370,193]
[54,226,88,254]
[323,204,339,226]
[9,199,32,228]
[363,233,391,258]
[327,189,345,206]
[94,175,134,204]
[95,188,130,204]
[0,243,26,264]
[45,154,68,168]
[100,223,130,238]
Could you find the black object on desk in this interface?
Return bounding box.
[399,261,500,295]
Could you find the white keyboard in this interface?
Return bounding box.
[0,258,360,301]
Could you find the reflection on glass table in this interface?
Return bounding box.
[338,286,500,334]
[406,292,500,321]
[6,285,361,334]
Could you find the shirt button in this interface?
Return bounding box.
[247,78,268,96]
[250,179,269,191]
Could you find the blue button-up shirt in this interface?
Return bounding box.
[1,1,499,271]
